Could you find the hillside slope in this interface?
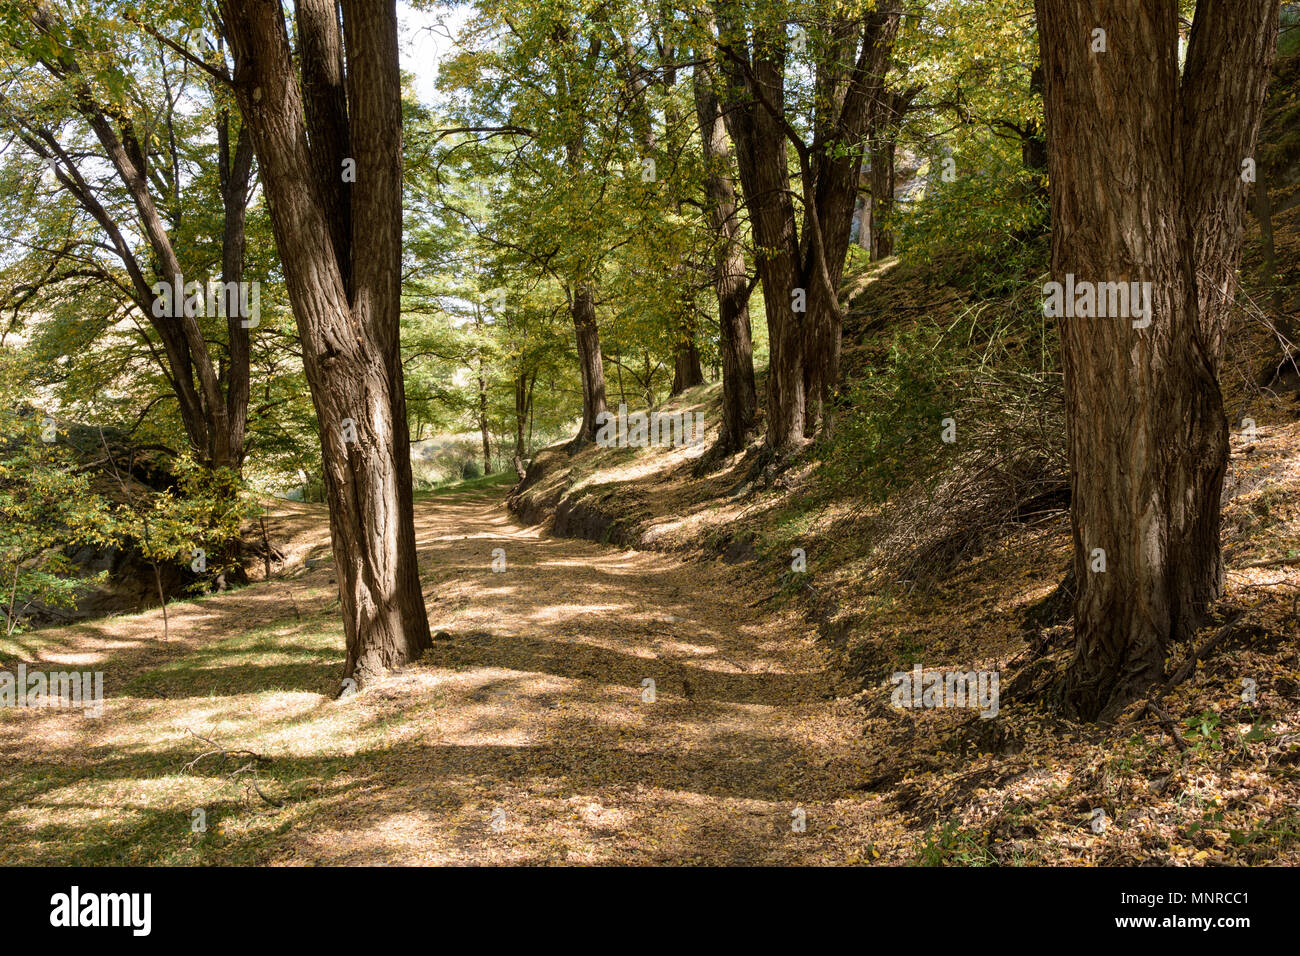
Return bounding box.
[500,46,1300,864]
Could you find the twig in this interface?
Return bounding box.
[1142,701,1189,752]
[1126,612,1246,744]
[181,729,269,772]
[180,730,282,811]
[1158,611,1245,697]
[1234,556,1300,570]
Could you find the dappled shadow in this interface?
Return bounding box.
[1,487,867,865]
[422,631,813,706]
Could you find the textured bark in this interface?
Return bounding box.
[693,61,756,452]
[570,286,609,446]
[294,0,352,296]
[218,117,255,468]
[221,0,431,686]
[715,13,804,451]
[1036,0,1278,720]
[867,135,895,260]
[714,0,900,449]
[670,337,706,395]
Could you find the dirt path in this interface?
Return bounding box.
[1,490,893,865]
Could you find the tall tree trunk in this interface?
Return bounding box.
[693,60,756,453]
[715,16,805,452]
[1014,64,1049,203]
[218,116,255,470]
[1036,0,1278,721]
[643,351,654,410]
[473,306,492,474]
[512,368,532,480]
[477,355,493,475]
[801,7,902,436]
[294,0,352,294]
[1249,163,1296,344]
[221,0,431,687]
[570,285,608,446]
[868,135,896,260]
[714,1,900,450]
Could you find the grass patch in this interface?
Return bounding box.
[415,469,518,501]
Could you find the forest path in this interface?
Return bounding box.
[0,485,893,865]
[289,488,887,864]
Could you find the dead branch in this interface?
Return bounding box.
[181,729,282,811]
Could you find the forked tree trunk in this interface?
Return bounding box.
[801,8,902,435]
[715,1,900,450]
[221,0,431,686]
[1036,0,1278,720]
[715,19,805,452]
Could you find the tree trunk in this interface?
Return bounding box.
[1036,0,1278,721]
[868,135,896,260]
[512,368,532,480]
[715,18,805,452]
[714,1,900,450]
[221,0,431,687]
[643,352,654,411]
[801,8,902,435]
[670,336,706,395]
[474,306,492,474]
[570,285,608,446]
[218,116,255,470]
[477,354,493,476]
[1249,163,1295,342]
[693,59,756,453]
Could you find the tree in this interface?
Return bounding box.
[712,0,902,451]
[0,1,257,475]
[692,56,756,453]
[1036,0,1279,720]
[438,0,637,450]
[0,412,111,636]
[218,0,431,686]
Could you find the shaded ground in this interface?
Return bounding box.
[0,483,900,866]
[3,463,1298,866]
